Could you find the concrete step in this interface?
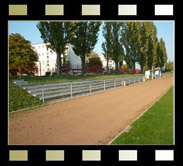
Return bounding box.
[16,81,29,85]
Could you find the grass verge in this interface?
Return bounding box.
[9,86,43,112]
[111,86,174,145]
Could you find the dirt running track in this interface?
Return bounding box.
[9,76,173,145]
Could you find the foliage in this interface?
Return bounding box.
[152,25,159,67]
[52,72,57,76]
[70,21,101,74]
[165,61,174,71]
[87,52,102,67]
[86,66,104,73]
[45,71,51,77]
[37,22,74,75]
[9,86,43,111]
[142,22,154,70]
[102,22,113,73]
[159,38,168,66]
[120,22,167,72]
[111,22,124,72]
[9,33,38,77]
[121,22,140,73]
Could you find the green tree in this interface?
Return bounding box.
[152,24,159,68]
[37,22,74,75]
[111,22,124,72]
[102,22,113,74]
[165,61,174,71]
[120,22,132,73]
[70,21,101,74]
[87,52,102,66]
[137,22,149,73]
[123,22,139,73]
[157,40,163,67]
[9,33,38,77]
[159,38,168,66]
[144,22,154,70]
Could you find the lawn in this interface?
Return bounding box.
[111,86,174,145]
[9,73,144,84]
[9,86,43,112]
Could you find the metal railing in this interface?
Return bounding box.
[10,76,144,103]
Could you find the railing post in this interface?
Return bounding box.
[42,83,45,103]
[104,80,105,91]
[71,82,73,98]
[90,81,92,93]
[134,78,135,84]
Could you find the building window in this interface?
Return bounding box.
[47,64,49,67]
[42,53,44,56]
[42,45,44,48]
[47,56,49,59]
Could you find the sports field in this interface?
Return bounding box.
[9,76,173,145]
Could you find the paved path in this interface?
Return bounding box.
[9,76,173,145]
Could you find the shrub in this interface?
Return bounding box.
[52,72,57,76]
[45,71,51,77]
[87,52,103,67]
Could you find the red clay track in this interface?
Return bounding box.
[9,76,173,145]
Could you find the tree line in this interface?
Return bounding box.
[102,22,168,73]
[38,21,167,75]
[9,21,168,77]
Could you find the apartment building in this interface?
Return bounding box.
[32,43,81,76]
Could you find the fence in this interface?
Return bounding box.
[10,76,144,105]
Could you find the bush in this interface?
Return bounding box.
[45,71,51,77]
[52,72,57,76]
[165,61,174,71]
[87,52,103,67]
[86,65,104,73]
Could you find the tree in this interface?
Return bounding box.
[137,22,149,73]
[152,24,159,68]
[111,22,124,72]
[102,22,113,74]
[87,52,102,66]
[120,22,132,73]
[159,38,168,66]
[165,61,174,71]
[9,33,38,77]
[70,22,101,74]
[144,22,154,70]
[122,22,139,73]
[37,22,74,75]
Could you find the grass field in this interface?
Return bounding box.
[9,87,43,111]
[111,86,174,145]
[9,73,144,84]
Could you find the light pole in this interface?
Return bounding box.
[152,66,153,80]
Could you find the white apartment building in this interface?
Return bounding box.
[32,43,81,76]
[99,54,127,70]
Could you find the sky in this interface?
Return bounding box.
[8,21,174,62]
